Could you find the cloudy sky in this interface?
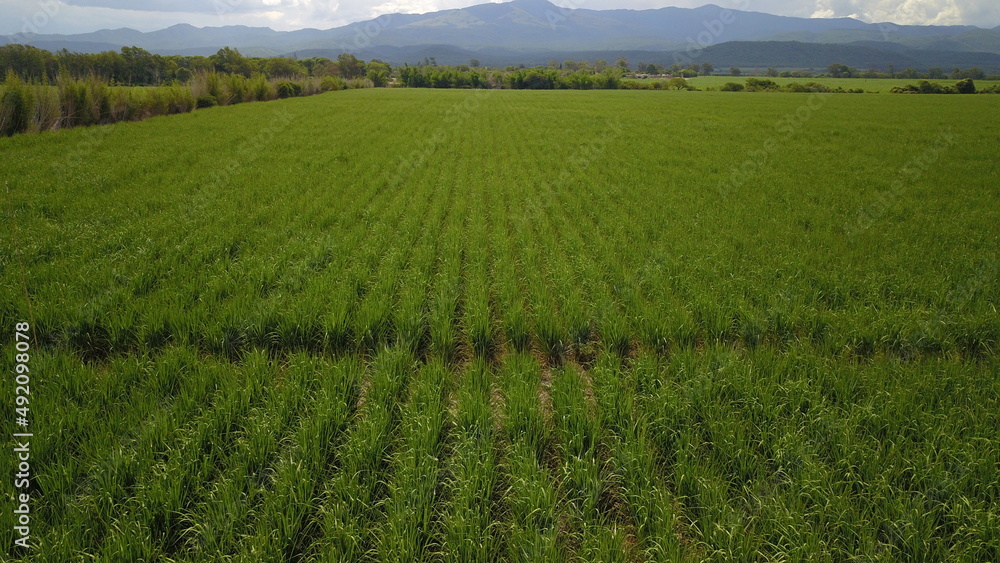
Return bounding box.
[2,0,997,36]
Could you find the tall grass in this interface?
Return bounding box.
[0,71,33,136]
[0,71,335,137]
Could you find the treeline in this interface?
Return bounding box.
[5,43,999,88]
[0,44,701,91]
[397,65,709,90]
[708,63,997,80]
[717,78,866,93]
[5,42,997,137]
[824,63,993,80]
[0,44,377,85]
[890,79,998,94]
[711,77,997,94]
[397,65,627,90]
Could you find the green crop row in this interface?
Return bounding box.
[4,90,996,364]
[4,345,995,559]
[0,88,997,559]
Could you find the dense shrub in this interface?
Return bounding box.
[196,94,218,108]
[667,77,694,90]
[321,76,347,92]
[160,85,196,114]
[507,68,559,89]
[123,89,155,121]
[206,72,223,101]
[720,82,744,91]
[301,77,322,96]
[955,78,976,94]
[276,80,302,98]
[920,80,951,94]
[33,84,60,131]
[0,71,34,136]
[745,77,780,91]
[227,73,248,104]
[890,81,959,94]
[567,70,595,90]
[592,70,621,89]
[248,73,275,101]
[58,75,90,126]
[109,88,132,121]
[784,82,831,93]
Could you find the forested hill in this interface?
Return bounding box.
[3,0,999,72]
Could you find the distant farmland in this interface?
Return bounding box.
[1,89,998,560]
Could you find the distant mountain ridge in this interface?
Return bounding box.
[3,0,999,71]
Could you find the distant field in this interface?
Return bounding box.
[1,89,998,560]
[687,75,1000,92]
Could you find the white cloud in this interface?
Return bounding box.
[369,1,442,14]
[809,0,998,26]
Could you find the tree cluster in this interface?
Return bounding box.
[0,44,380,86]
[398,64,626,90]
[718,77,865,93]
[890,79,995,94]
[826,63,989,80]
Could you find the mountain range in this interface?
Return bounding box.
[4,0,1000,71]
